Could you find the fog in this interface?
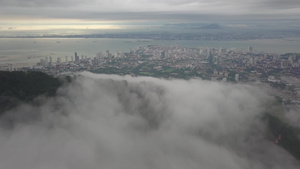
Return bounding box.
[0,72,299,169]
[279,76,300,128]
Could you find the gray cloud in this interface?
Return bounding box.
[1,0,300,9]
[0,72,299,169]
[279,76,300,128]
[0,0,84,7]
[0,0,299,22]
[259,0,300,9]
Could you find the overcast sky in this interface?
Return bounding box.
[0,0,300,32]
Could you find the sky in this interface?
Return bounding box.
[1,0,300,33]
[0,72,299,169]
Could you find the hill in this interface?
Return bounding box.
[0,71,62,114]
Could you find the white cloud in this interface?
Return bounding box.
[0,72,299,169]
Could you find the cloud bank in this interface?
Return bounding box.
[0,72,299,169]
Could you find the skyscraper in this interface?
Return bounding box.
[45,57,48,67]
[235,74,239,82]
[248,46,253,53]
[75,52,79,64]
[57,57,61,64]
[49,56,52,66]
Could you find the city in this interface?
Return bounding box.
[1,0,300,168]
[2,45,299,103]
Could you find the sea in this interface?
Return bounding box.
[0,38,300,68]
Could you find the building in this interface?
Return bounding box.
[75,52,79,64]
[57,57,61,64]
[49,56,52,66]
[281,59,288,68]
[235,74,239,82]
[45,57,48,67]
[248,46,253,53]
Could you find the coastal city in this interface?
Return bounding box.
[2,0,300,166]
[1,45,300,102]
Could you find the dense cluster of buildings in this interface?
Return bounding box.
[31,45,299,82]
[2,45,299,81]
[2,45,299,101]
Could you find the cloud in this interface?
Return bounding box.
[1,0,300,10]
[0,0,300,22]
[279,76,300,128]
[0,0,84,7]
[0,72,299,169]
[259,0,300,9]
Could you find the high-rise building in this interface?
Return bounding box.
[45,57,48,67]
[218,47,222,56]
[75,52,79,64]
[106,50,110,57]
[40,58,45,67]
[199,48,203,55]
[49,56,52,66]
[57,57,61,64]
[65,56,68,63]
[281,59,288,68]
[248,46,253,53]
[235,74,239,82]
[206,48,211,58]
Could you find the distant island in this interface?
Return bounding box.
[200,24,222,29]
[1,28,299,41]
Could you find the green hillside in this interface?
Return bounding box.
[0,71,62,114]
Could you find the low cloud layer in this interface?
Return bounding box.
[0,72,299,169]
[279,76,300,128]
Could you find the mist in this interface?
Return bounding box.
[0,72,299,169]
